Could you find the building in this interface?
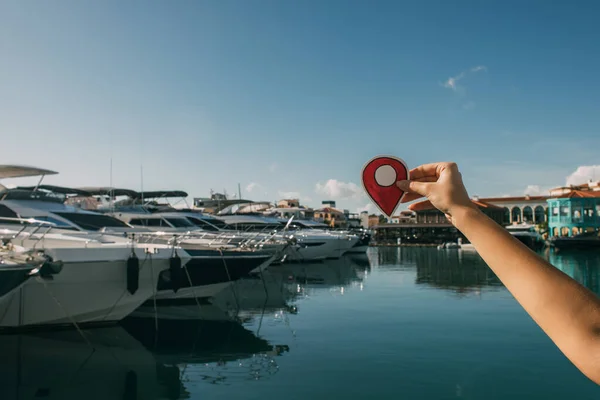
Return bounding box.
[547,181,600,237]
[321,200,336,208]
[411,198,505,225]
[272,206,314,220]
[367,214,380,228]
[277,199,300,208]
[388,211,416,224]
[360,211,369,228]
[373,199,504,244]
[474,195,549,225]
[314,207,347,228]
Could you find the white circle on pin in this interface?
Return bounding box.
[374,165,397,187]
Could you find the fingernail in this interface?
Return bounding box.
[397,180,409,190]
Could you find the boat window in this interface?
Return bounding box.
[0,204,21,224]
[165,218,194,228]
[186,217,220,232]
[30,216,77,230]
[198,217,230,230]
[54,212,131,231]
[129,218,164,227]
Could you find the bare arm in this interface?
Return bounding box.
[398,162,600,384]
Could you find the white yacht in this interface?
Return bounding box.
[216,215,360,261]
[0,166,192,329]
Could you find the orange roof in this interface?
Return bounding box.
[408,199,503,212]
[480,195,550,202]
[554,190,600,199]
[316,207,345,214]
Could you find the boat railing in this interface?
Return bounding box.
[0,216,58,248]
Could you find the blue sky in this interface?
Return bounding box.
[2,1,600,214]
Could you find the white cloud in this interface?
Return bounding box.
[566,165,600,186]
[470,65,487,73]
[278,191,300,199]
[276,191,313,205]
[356,203,375,214]
[315,179,364,200]
[442,65,487,92]
[246,182,261,193]
[523,185,548,196]
[269,163,277,173]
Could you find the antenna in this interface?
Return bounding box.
[140,165,144,203]
[109,156,114,212]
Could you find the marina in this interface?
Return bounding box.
[0,165,598,398]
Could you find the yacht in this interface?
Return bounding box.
[68,188,285,301]
[112,211,282,300]
[505,223,544,250]
[216,215,360,261]
[0,167,191,329]
[0,243,62,301]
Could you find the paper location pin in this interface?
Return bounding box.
[361,155,409,218]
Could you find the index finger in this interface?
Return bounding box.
[409,163,442,179]
[409,162,456,179]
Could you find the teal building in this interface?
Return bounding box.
[547,194,600,237]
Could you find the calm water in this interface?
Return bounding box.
[1,247,599,399]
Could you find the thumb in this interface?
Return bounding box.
[397,180,431,196]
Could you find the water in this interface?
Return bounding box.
[1,247,599,399]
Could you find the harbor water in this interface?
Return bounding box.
[1,247,599,399]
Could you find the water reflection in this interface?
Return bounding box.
[121,318,288,391]
[0,255,373,399]
[270,256,371,296]
[373,247,504,296]
[0,327,162,400]
[545,249,600,296]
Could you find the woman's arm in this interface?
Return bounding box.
[397,162,600,384]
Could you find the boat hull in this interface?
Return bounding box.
[155,249,274,301]
[0,248,170,330]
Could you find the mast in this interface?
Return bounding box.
[140,165,144,203]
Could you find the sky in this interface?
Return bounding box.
[1,1,600,214]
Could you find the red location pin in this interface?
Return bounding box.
[361,155,409,218]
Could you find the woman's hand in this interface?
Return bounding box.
[396,162,476,224]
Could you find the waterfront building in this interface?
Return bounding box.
[345,212,362,228]
[374,199,504,244]
[314,207,347,228]
[474,195,549,225]
[272,206,315,220]
[546,182,600,237]
[321,200,336,208]
[362,213,379,228]
[388,211,416,224]
[277,198,300,208]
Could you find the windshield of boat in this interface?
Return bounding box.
[53,212,131,231]
[164,217,195,228]
[185,216,222,232]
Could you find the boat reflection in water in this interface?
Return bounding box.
[269,255,371,297]
[0,255,372,399]
[121,318,289,392]
[0,327,163,400]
